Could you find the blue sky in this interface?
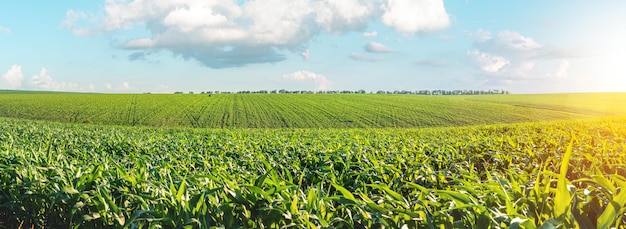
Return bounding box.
[1,0,625,93]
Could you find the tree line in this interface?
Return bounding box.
[175,89,510,95]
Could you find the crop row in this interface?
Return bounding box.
[0,93,601,128]
[1,117,625,228]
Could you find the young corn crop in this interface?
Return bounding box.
[2,93,624,128]
[0,117,625,228]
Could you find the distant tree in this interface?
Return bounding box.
[171,89,510,95]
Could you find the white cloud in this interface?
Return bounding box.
[382,0,450,34]
[468,29,576,81]
[467,51,509,73]
[162,6,230,33]
[471,30,552,57]
[363,31,378,38]
[60,10,99,36]
[556,60,570,78]
[121,82,131,90]
[66,0,451,68]
[61,10,87,29]
[468,29,491,43]
[314,0,374,32]
[29,68,78,91]
[545,60,570,78]
[124,38,155,49]
[491,30,541,51]
[2,65,24,89]
[301,49,310,61]
[365,42,394,53]
[0,25,9,34]
[283,70,331,90]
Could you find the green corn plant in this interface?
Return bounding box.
[1,116,626,228]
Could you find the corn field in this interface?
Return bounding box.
[1,116,625,228]
[2,93,622,128]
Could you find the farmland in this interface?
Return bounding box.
[0,92,626,228]
[1,92,625,128]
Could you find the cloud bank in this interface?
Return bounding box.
[467,30,575,82]
[66,0,451,68]
[2,66,80,91]
[382,0,450,34]
[29,68,78,91]
[2,65,135,92]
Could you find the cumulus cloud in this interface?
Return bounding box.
[0,25,9,34]
[490,30,541,51]
[60,10,100,36]
[283,71,331,90]
[365,42,394,53]
[467,51,509,73]
[467,29,576,81]
[2,65,24,89]
[349,53,385,62]
[61,10,87,29]
[363,31,378,38]
[468,29,491,43]
[29,68,78,91]
[314,0,374,32]
[65,0,451,68]
[382,0,450,34]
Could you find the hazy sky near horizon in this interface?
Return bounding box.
[1,1,625,93]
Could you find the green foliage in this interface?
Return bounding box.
[1,117,625,228]
[3,93,625,128]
